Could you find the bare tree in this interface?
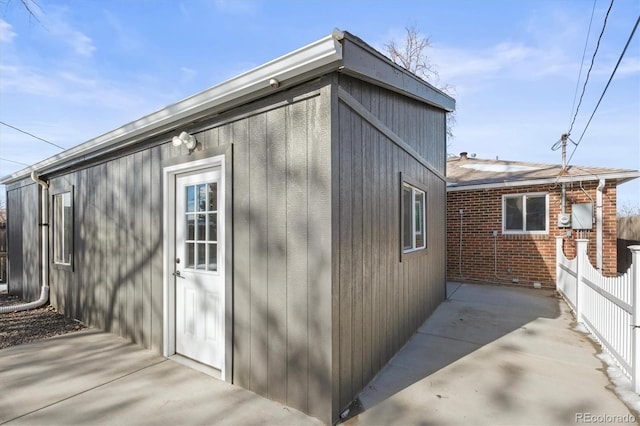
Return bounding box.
[2,0,43,22]
[384,26,456,141]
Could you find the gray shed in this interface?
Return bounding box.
[1,30,454,424]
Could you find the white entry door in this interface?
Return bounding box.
[174,168,224,369]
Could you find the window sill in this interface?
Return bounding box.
[52,262,73,272]
[401,247,427,262]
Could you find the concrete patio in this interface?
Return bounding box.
[0,283,636,425]
[345,282,636,425]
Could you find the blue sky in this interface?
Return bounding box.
[1,0,639,210]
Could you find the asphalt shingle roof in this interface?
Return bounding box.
[446,155,640,188]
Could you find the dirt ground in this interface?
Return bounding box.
[0,292,85,349]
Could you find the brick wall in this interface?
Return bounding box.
[446,180,618,288]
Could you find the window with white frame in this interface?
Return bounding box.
[502,193,548,234]
[402,183,426,252]
[53,191,73,265]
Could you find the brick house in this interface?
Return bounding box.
[446,153,639,288]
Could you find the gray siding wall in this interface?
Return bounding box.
[6,180,40,301]
[48,148,163,350]
[40,79,334,423]
[231,82,333,422]
[333,75,447,414]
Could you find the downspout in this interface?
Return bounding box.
[596,178,605,271]
[0,171,50,314]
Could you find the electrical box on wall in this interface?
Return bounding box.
[557,213,571,228]
[572,203,593,230]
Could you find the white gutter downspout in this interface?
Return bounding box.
[596,178,605,271]
[0,171,50,314]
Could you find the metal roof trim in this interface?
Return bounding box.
[446,170,640,191]
[1,30,345,184]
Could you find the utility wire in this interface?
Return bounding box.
[0,120,65,150]
[567,0,598,127]
[0,157,30,166]
[567,0,615,136]
[566,14,640,167]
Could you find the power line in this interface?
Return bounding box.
[566,14,640,168]
[0,157,30,166]
[567,0,597,127]
[0,120,65,150]
[567,0,615,136]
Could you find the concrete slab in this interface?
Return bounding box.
[350,283,636,426]
[1,283,635,425]
[0,329,320,426]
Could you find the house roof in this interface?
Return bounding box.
[1,29,455,185]
[447,154,640,191]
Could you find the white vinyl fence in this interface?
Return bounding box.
[556,236,640,392]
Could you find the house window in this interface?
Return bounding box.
[402,182,426,252]
[503,193,548,234]
[53,191,73,265]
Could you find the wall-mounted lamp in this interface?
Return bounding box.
[172,131,198,153]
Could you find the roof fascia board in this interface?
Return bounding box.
[339,34,455,112]
[446,171,640,191]
[1,31,345,184]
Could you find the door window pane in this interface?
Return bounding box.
[197,214,206,241]
[182,178,220,271]
[197,184,206,212]
[187,215,195,240]
[197,243,206,269]
[208,243,217,271]
[186,243,195,268]
[186,186,195,212]
[208,214,217,242]
[208,183,217,211]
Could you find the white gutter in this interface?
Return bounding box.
[0,171,49,314]
[446,171,640,192]
[596,178,605,271]
[0,30,345,184]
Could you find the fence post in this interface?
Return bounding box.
[555,236,564,291]
[576,239,589,323]
[630,245,640,394]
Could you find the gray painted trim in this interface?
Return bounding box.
[337,87,446,182]
[340,35,455,112]
[446,171,640,192]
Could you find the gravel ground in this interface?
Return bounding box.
[0,291,85,349]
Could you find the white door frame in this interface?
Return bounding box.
[163,154,226,380]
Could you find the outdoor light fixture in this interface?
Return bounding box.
[172,131,198,153]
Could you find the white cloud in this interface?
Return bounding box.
[40,8,96,57]
[431,41,572,84]
[69,31,96,57]
[0,19,17,44]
